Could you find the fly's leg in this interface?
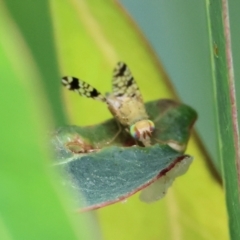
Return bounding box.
[106,122,122,145]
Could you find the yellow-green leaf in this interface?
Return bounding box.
[51,0,228,239]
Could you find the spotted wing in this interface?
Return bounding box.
[62,76,106,102]
[112,62,143,101]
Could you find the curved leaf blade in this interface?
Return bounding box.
[0,2,96,239]
[55,145,192,211]
[52,99,196,210]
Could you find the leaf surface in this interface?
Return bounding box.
[53,99,196,210]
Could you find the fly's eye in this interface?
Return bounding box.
[130,124,138,139]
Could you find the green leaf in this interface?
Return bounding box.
[52,99,197,153]
[207,0,240,238]
[0,2,96,239]
[4,0,65,125]
[52,99,196,210]
[55,145,192,211]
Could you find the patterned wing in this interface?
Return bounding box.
[112,62,143,100]
[62,76,106,102]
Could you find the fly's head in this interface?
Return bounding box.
[130,120,155,146]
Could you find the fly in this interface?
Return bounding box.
[61,62,155,146]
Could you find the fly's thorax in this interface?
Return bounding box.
[106,94,149,126]
[130,120,155,146]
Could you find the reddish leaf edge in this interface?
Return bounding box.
[77,154,192,212]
